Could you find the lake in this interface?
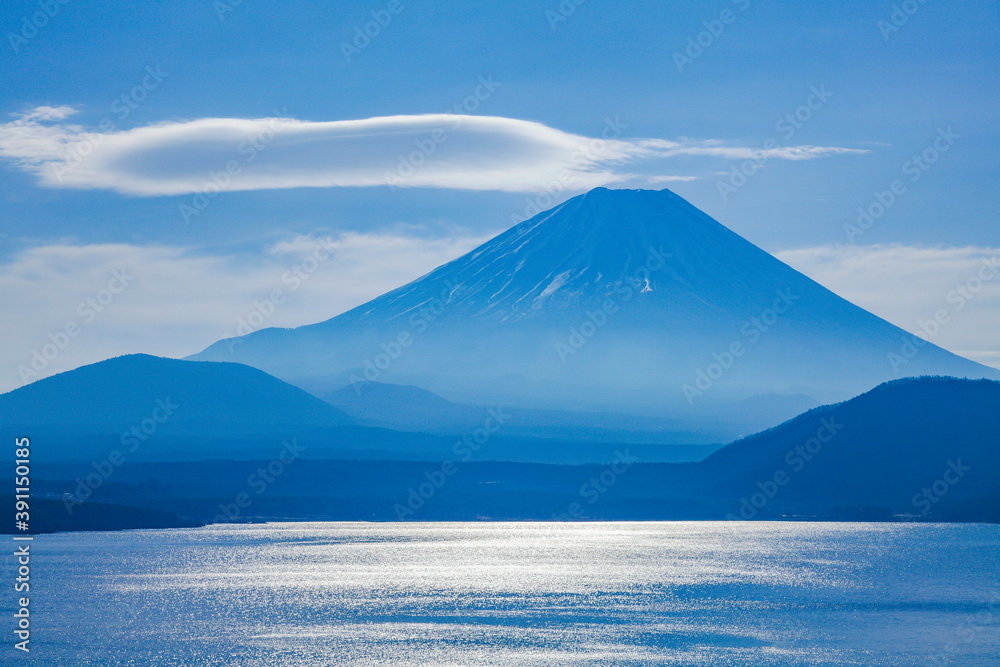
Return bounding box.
[5,522,999,665]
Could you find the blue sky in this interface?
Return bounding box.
[1,0,998,389]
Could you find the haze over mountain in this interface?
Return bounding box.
[191,188,999,416]
[0,353,352,431]
[33,376,1000,524]
[326,380,814,445]
[3,354,717,465]
[0,354,353,460]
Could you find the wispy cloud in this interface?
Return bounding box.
[647,175,699,183]
[636,138,867,161]
[777,244,1000,368]
[0,107,867,195]
[6,238,997,393]
[0,231,493,393]
[19,105,78,121]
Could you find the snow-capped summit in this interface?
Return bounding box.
[189,188,1000,418]
[331,187,794,325]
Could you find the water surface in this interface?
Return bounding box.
[6,522,999,665]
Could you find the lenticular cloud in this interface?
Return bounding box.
[0,107,866,195]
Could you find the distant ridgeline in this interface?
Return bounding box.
[4,188,999,530]
[3,369,997,529]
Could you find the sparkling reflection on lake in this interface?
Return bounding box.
[7,522,1000,666]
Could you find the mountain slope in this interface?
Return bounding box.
[325,380,812,445]
[6,355,719,465]
[190,188,1000,414]
[0,354,353,457]
[38,376,1000,523]
[323,380,462,425]
[698,376,1000,518]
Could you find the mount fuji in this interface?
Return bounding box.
[189,188,999,422]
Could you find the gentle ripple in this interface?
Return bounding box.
[4,522,999,666]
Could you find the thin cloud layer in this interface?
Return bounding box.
[0,231,493,393]
[0,107,867,195]
[777,244,1000,369]
[5,238,998,395]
